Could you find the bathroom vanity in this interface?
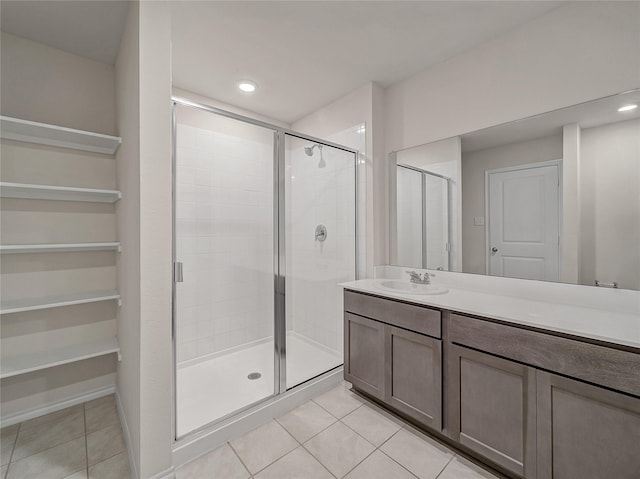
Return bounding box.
[341,279,640,479]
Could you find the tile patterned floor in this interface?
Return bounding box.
[176,382,501,479]
[1,384,502,478]
[0,395,131,479]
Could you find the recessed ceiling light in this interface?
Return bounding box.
[618,104,638,112]
[238,80,257,93]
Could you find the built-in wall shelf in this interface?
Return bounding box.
[0,182,121,203]
[0,290,121,315]
[0,242,121,254]
[0,337,121,379]
[0,116,121,155]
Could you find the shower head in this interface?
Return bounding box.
[304,143,326,168]
[304,144,321,156]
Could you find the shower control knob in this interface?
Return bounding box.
[315,224,327,242]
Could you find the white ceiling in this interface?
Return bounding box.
[460,89,640,153]
[1,1,130,65]
[2,1,565,123]
[171,1,563,123]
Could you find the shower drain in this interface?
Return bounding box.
[247,372,262,380]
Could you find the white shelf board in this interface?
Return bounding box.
[0,182,121,203]
[0,116,121,155]
[0,337,120,379]
[0,242,121,254]
[0,290,121,315]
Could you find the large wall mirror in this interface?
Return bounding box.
[389,89,640,291]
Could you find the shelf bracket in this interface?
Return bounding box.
[117,350,122,361]
[116,244,122,253]
[117,298,123,307]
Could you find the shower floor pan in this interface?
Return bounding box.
[176,332,342,436]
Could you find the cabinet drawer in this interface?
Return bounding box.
[344,290,441,338]
[449,313,640,397]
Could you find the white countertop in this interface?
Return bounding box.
[340,278,640,351]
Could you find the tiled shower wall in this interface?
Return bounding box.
[175,118,363,364]
[287,125,363,352]
[175,121,274,363]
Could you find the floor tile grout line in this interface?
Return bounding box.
[310,396,364,421]
[337,413,399,449]
[226,440,256,478]
[298,442,338,479]
[242,420,303,476]
[376,448,421,479]
[274,403,349,479]
[274,412,337,447]
[7,429,85,466]
[336,418,377,446]
[3,423,19,479]
[6,422,20,466]
[296,443,338,479]
[294,407,377,478]
[335,427,417,479]
[398,422,501,478]
[335,443,377,479]
[274,408,339,479]
[88,450,129,472]
[434,455,456,479]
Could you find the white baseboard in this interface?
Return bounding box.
[0,385,116,428]
[147,467,176,479]
[115,389,175,479]
[115,389,140,479]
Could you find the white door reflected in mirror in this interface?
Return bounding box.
[487,161,560,282]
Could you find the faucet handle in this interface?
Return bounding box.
[405,270,422,282]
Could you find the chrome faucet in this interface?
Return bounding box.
[406,270,434,285]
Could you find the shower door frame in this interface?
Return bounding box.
[171,97,360,441]
[397,163,452,270]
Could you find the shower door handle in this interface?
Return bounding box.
[174,262,184,283]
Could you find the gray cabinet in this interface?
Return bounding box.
[344,312,385,400]
[536,371,640,479]
[343,290,640,479]
[449,344,536,478]
[343,291,443,429]
[386,325,442,430]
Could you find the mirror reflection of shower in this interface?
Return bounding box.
[396,164,452,271]
[304,143,326,168]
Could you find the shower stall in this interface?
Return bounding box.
[172,99,358,438]
[396,164,451,271]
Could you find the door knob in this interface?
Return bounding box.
[491,247,498,254]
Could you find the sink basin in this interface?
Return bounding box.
[375,280,449,295]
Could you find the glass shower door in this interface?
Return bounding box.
[396,166,423,267]
[174,104,276,437]
[424,174,450,271]
[284,135,357,389]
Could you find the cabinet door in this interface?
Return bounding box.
[537,371,640,479]
[449,345,536,478]
[386,325,442,430]
[344,312,385,400]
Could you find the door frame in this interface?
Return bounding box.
[484,159,563,277]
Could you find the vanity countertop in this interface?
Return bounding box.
[340,278,640,351]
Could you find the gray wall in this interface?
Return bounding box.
[580,118,640,290]
[0,32,116,135]
[461,135,563,274]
